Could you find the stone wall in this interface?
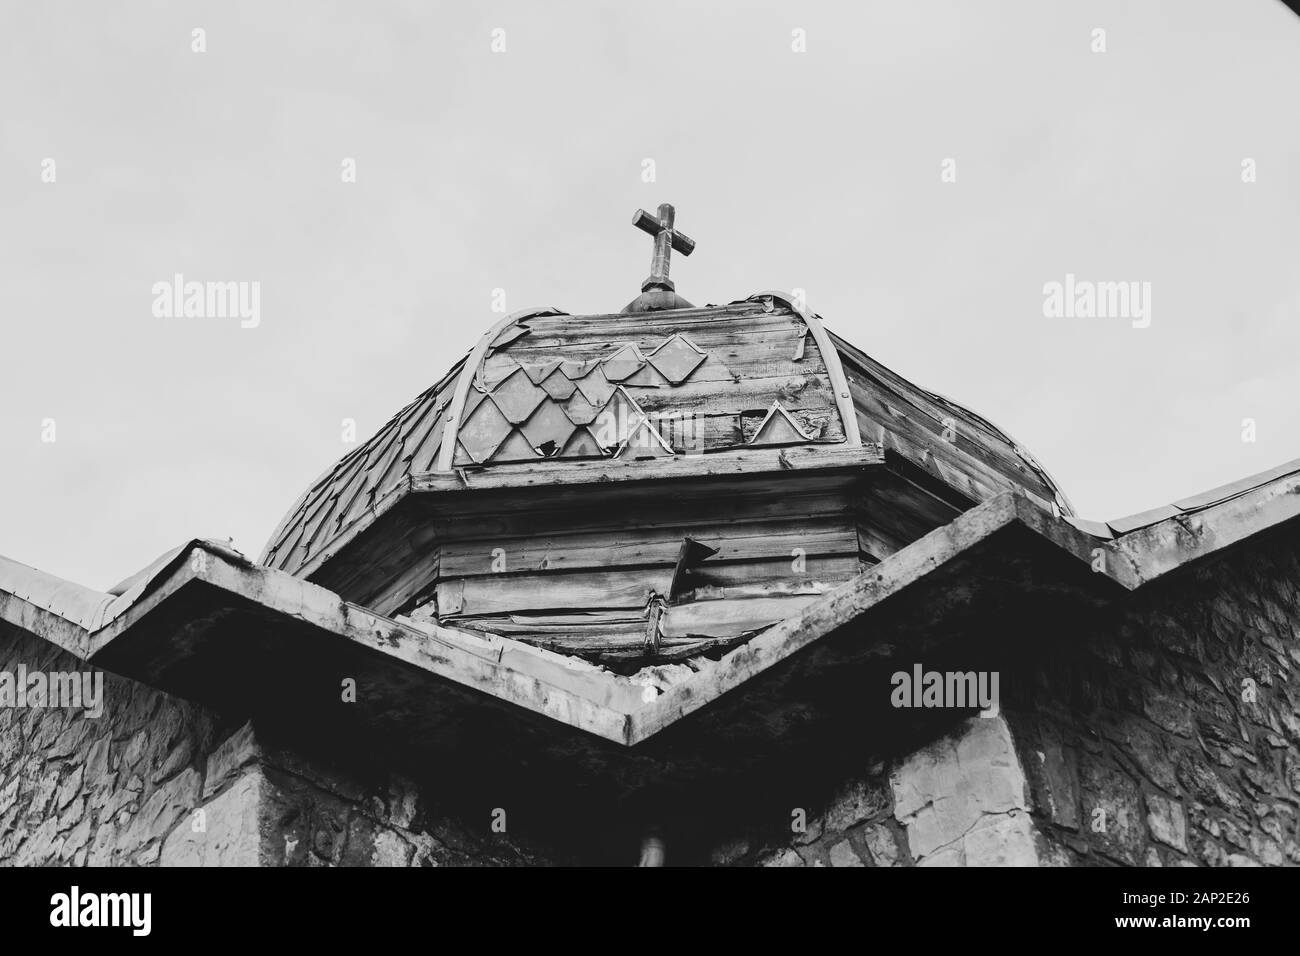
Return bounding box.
[0,627,571,866]
[6,526,1298,867]
[704,530,1300,868]
[185,722,576,866]
[0,625,231,865]
[1005,529,1300,868]
[705,716,1033,867]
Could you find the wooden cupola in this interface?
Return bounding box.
[260,206,1070,671]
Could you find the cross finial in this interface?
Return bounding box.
[633,203,695,293]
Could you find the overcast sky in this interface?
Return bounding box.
[3,0,1299,589]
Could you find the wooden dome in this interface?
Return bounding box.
[259,291,1068,670]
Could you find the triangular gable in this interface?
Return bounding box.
[749,401,811,447]
[616,417,674,459]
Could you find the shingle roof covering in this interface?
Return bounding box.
[260,360,463,573]
[261,297,853,575]
[260,293,1076,578]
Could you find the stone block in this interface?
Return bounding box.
[891,716,1031,862]
[161,770,262,866]
[203,722,259,799]
[962,812,1038,866]
[760,848,803,867]
[1145,792,1188,852]
[118,767,201,856]
[862,823,901,867]
[1079,756,1145,865]
[828,840,864,867]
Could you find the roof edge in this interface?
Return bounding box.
[631,468,1300,742]
[3,459,1299,749]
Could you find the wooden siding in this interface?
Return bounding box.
[830,332,1068,513]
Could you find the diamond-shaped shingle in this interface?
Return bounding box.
[540,368,577,400]
[561,392,601,425]
[622,363,669,387]
[519,359,562,386]
[560,358,601,380]
[592,388,644,450]
[490,367,548,424]
[457,394,512,462]
[480,352,522,392]
[574,366,615,406]
[559,428,604,459]
[647,333,707,385]
[601,344,646,382]
[520,399,577,451]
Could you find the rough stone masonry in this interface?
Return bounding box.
[3,510,1296,865]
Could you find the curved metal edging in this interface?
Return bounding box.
[748,291,862,448]
[434,307,566,472]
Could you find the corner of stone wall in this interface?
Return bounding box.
[888,715,1039,866]
[160,721,262,866]
[168,720,574,866]
[1000,534,1300,868]
[710,714,1041,867]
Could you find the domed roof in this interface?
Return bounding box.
[262,294,854,575]
[260,202,1069,585]
[260,291,1071,580]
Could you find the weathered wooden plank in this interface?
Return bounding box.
[630,494,1025,741]
[1108,470,1300,585]
[507,335,821,381]
[294,447,874,586]
[426,487,859,542]
[679,555,860,592]
[365,547,439,617]
[857,521,909,562]
[855,481,959,545]
[855,403,1008,504]
[872,467,968,527]
[413,445,874,494]
[839,353,1055,500]
[659,595,820,639]
[440,569,673,615]
[407,412,448,473]
[440,558,859,620]
[438,520,858,577]
[856,492,932,553]
[317,467,870,611]
[679,580,833,601]
[510,310,794,346]
[456,614,645,635]
[509,631,736,662]
[627,371,836,411]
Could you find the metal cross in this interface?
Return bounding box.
[633,203,695,293]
